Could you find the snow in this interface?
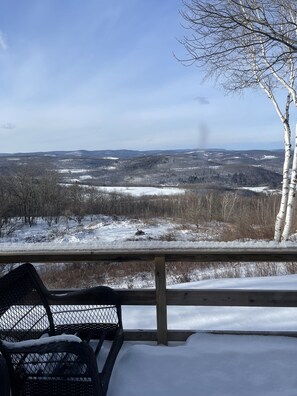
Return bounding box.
[0,212,236,252]
[109,333,297,396]
[2,334,81,349]
[0,240,294,252]
[58,168,89,173]
[240,186,269,193]
[173,167,201,171]
[79,175,93,180]
[240,186,280,194]
[261,155,277,160]
[0,216,185,247]
[5,210,297,252]
[109,274,297,395]
[95,186,185,196]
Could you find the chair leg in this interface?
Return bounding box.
[94,330,108,357]
[0,356,10,396]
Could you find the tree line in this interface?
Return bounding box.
[0,166,283,241]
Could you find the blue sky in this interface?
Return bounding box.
[0,0,284,153]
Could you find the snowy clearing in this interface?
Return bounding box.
[0,215,224,253]
[57,168,89,173]
[261,155,278,160]
[1,214,297,251]
[239,186,280,194]
[94,186,186,196]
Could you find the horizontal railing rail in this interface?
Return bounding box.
[1,247,297,263]
[1,248,297,344]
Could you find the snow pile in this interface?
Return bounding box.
[111,274,297,395]
[109,333,297,396]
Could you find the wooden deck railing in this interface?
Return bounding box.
[1,247,297,344]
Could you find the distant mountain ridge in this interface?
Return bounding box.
[0,149,195,159]
[0,148,284,191]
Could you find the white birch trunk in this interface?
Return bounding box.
[282,122,297,241]
[274,124,291,241]
[256,78,292,241]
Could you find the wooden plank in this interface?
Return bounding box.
[166,289,297,307]
[123,329,297,342]
[42,289,297,308]
[1,247,297,264]
[117,289,156,305]
[123,330,194,342]
[155,256,168,345]
[124,330,159,342]
[47,289,156,305]
[0,252,156,264]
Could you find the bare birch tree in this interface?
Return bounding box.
[179,0,297,241]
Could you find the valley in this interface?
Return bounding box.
[0,148,284,192]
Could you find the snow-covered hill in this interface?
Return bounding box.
[0,148,284,189]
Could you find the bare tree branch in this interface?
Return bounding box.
[179,0,297,240]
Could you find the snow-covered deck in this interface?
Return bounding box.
[109,333,297,396]
[109,272,297,395]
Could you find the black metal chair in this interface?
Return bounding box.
[0,263,124,396]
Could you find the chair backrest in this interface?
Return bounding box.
[0,264,54,342]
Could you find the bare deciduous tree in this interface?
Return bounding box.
[179,0,297,241]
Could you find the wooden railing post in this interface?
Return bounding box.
[155,255,168,345]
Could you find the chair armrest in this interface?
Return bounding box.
[47,286,121,306]
[44,287,123,337]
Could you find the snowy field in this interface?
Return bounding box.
[109,274,297,396]
[94,186,186,196]
[2,214,297,251]
[0,215,207,247]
